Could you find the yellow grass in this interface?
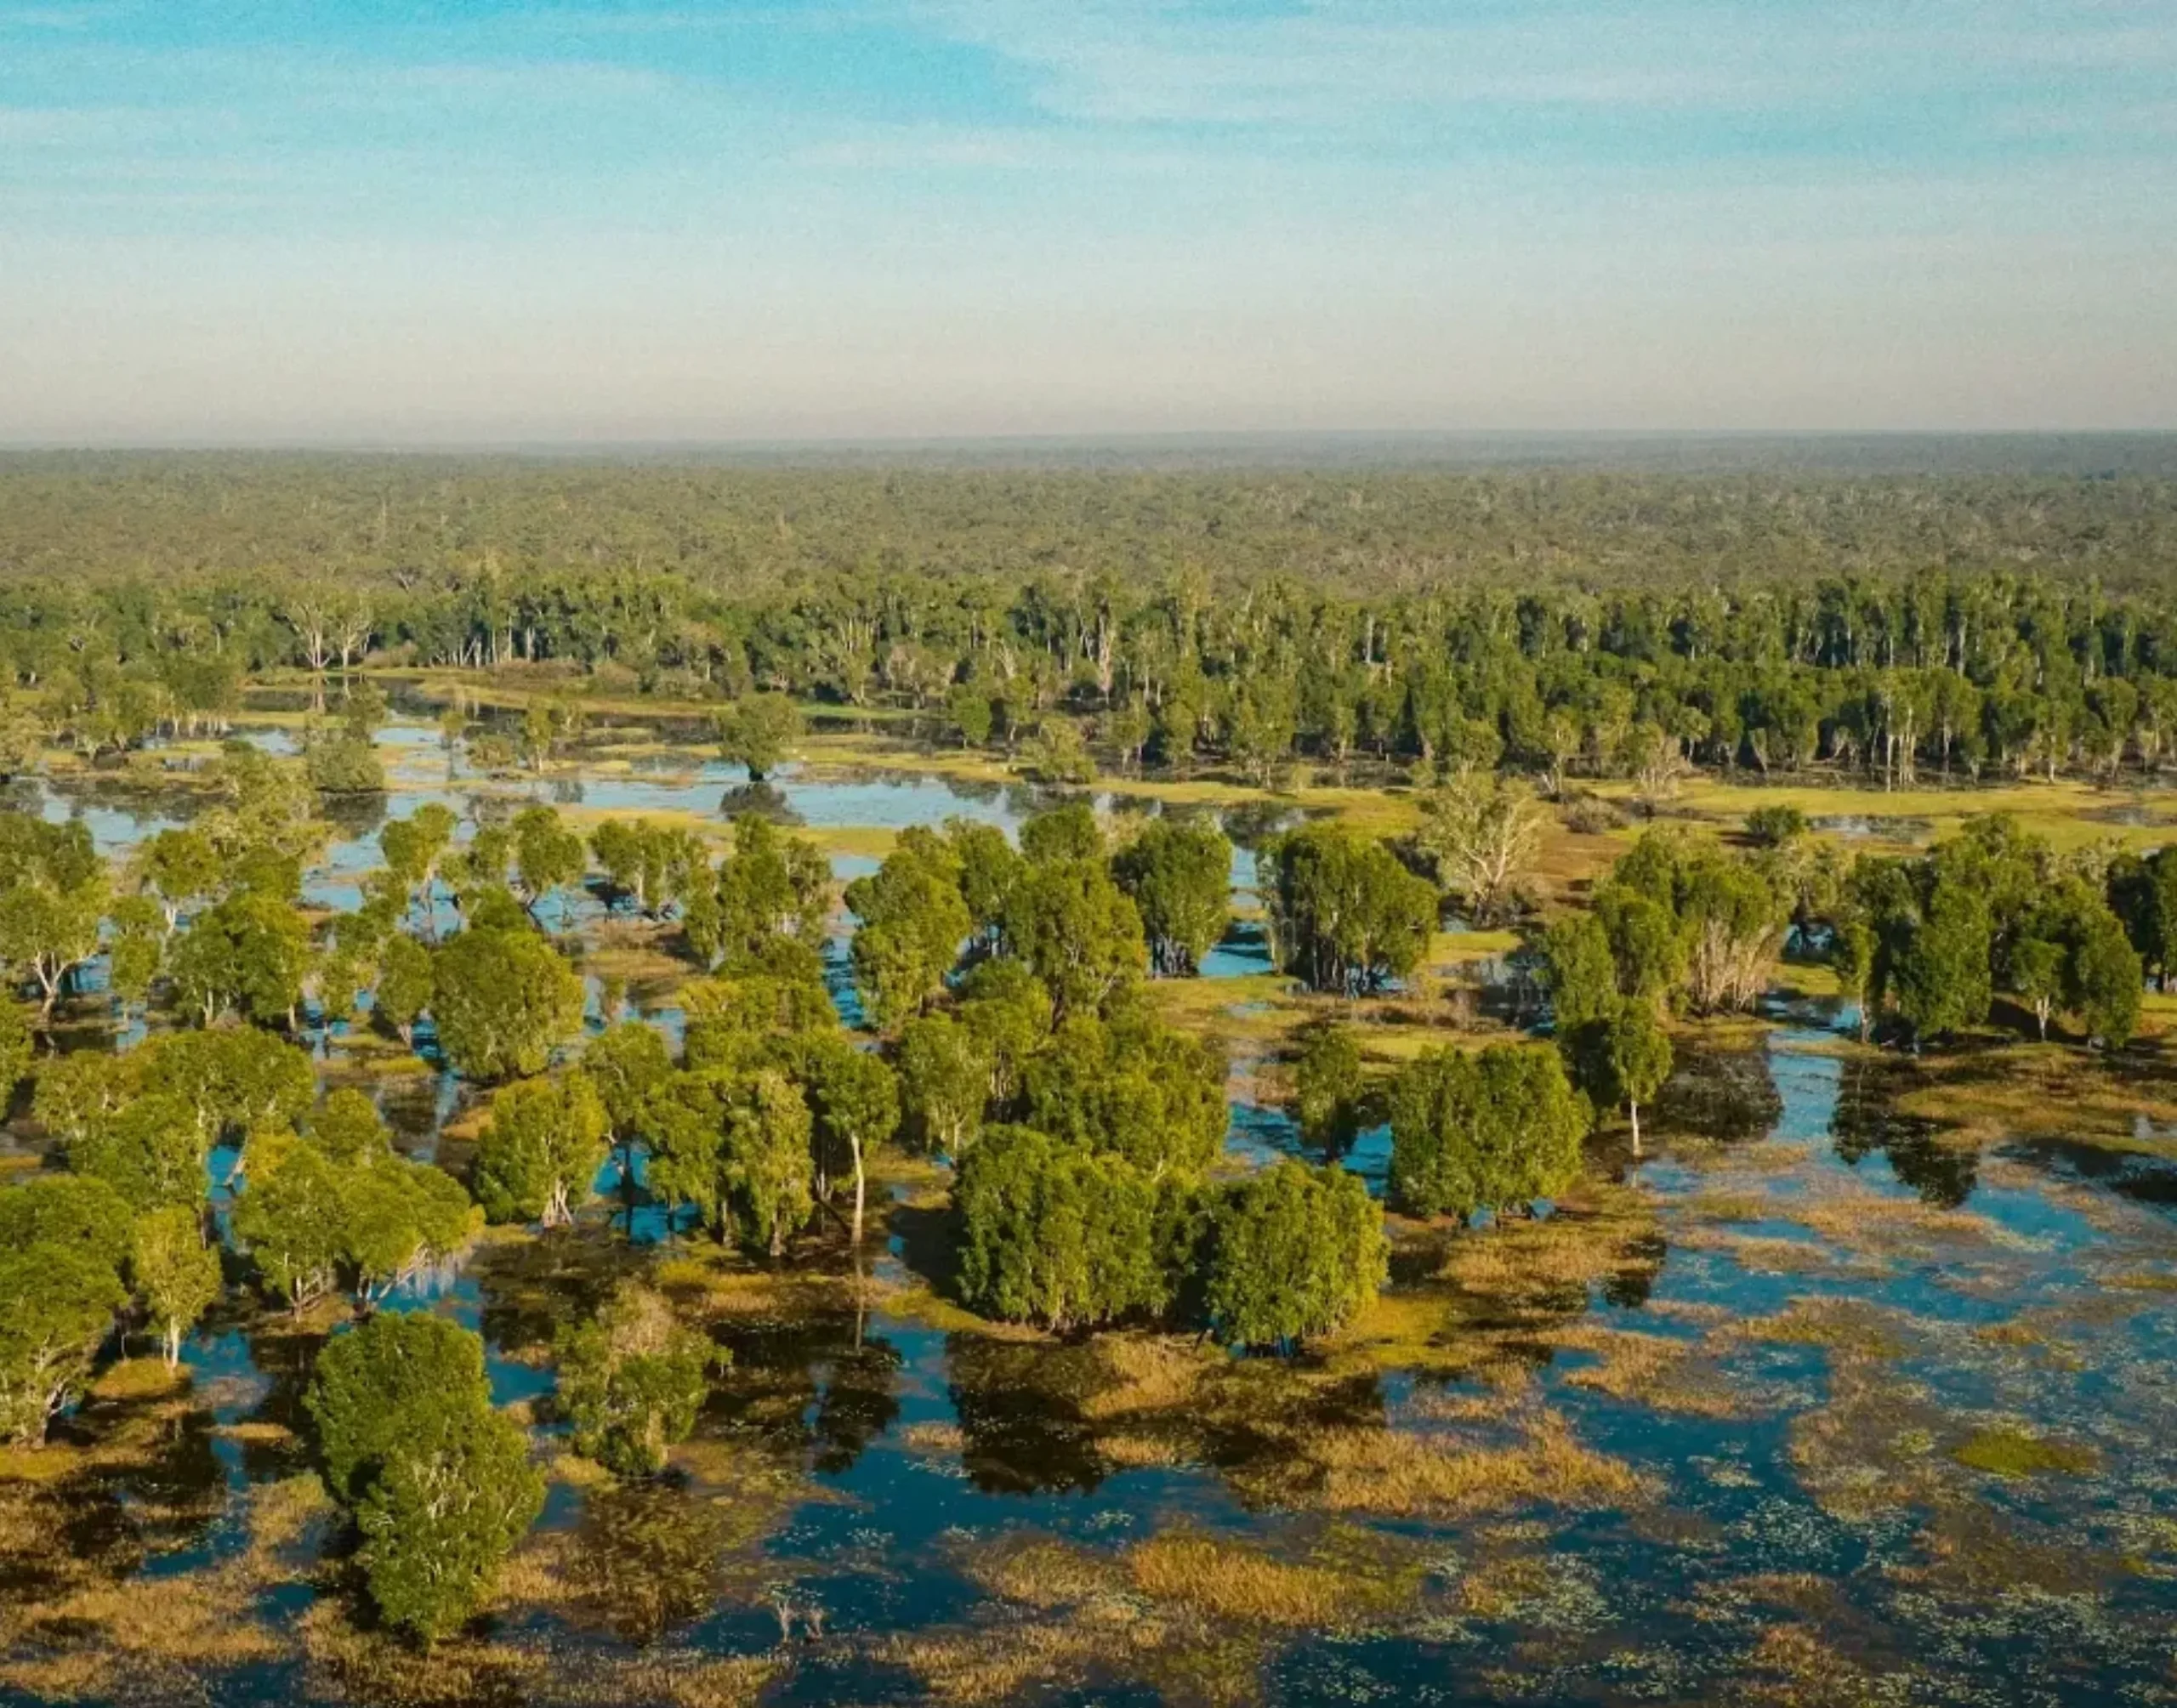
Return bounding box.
[963,1536,1123,1609]
[1124,1532,1418,1628]
[1300,1411,1652,1518]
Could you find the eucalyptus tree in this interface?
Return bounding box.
[307,1313,543,1642]
[1389,1044,1590,1221]
[429,926,587,1081]
[473,1070,611,1229]
[556,1282,717,1476]
[1111,816,1233,976]
[1202,1160,1385,1348]
[1259,824,1436,997]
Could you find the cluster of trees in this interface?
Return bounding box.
[1831,815,2145,1048]
[307,1313,543,1640]
[829,801,1386,1345]
[10,467,2177,803]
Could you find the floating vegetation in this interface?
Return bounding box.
[1949,1426,2100,1480]
[6,736,2177,1704]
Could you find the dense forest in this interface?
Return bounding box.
[4,454,2177,792]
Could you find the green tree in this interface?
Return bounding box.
[474,1070,610,1229]
[0,1002,31,1111]
[1112,817,1233,977]
[67,1090,207,1213]
[2067,910,2142,1048]
[1593,885,1685,1008]
[947,683,994,748]
[106,894,166,1019]
[307,1310,495,1503]
[1260,825,1436,997]
[230,1140,349,1312]
[1389,1044,1590,1221]
[712,693,802,780]
[168,891,311,1029]
[1831,915,1880,1042]
[590,818,702,920]
[378,803,459,931]
[684,814,830,969]
[998,857,1146,1020]
[846,843,972,1032]
[304,725,385,795]
[0,1173,134,1273]
[1021,1010,1226,1177]
[956,959,1053,1109]
[946,818,1022,954]
[133,826,223,933]
[372,933,435,1047]
[1567,1001,1674,1155]
[0,818,108,1016]
[1020,802,1104,865]
[355,1403,543,1642]
[430,927,586,1081]
[794,1036,899,1244]
[1291,1023,1366,1156]
[308,1313,542,1643]
[310,1087,391,1165]
[951,1125,1174,1331]
[556,1282,718,1476]
[146,1025,318,1143]
[509,804,587,929]
[896,1013,990,1156]
[133,1205,223,1370]
[1202,1160,1384,1348]
[1895,882,1993,1041]
[1539,912,1619,1034]
[584,1019,674,1168]
[723,1068,814,1257]
[0,1240,128,1444]
[339,1160,479,1307]
[2010,932,2064,1041]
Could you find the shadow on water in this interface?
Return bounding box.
[2006,1134,2177,1211]
[17,721,2177,1705]
[1832,1051,1980,1206]
[1651,1043,1784,1143]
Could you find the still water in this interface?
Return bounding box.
[3,725,2174,1705]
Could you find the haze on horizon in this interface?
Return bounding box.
[3,1,2173,448]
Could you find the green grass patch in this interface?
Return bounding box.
[1951,1426,2099,1478]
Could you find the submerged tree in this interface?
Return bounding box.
[556,1282,719,1476]
[712,694,803,782]
[1111,816,1233,977]
[1202,1160,1385,1348]
[430,927,587,1081]
[1389,1044,1589,1221]
[133,1206,223,1370]
[1290,1023,1367,1157]
[473,1070,611,1229]
[309,1313,543,1642]
[1260,825,1436,996]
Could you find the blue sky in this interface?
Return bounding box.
[3,1,2172,442]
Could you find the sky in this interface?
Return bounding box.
[2,0,2173,445]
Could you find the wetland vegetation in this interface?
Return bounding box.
[1,454,2175,1705]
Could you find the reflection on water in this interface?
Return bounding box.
[6,723,2177,1705]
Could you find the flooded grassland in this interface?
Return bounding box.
[4,701,2177,1707]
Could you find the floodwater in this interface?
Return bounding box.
[3,725,2175,1705]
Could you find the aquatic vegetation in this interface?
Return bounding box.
[1949,1425,2099,1479]
[3,723,2176,1702]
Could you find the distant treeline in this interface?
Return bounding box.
[5,457,2177,787]
[1,453,2174,590]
